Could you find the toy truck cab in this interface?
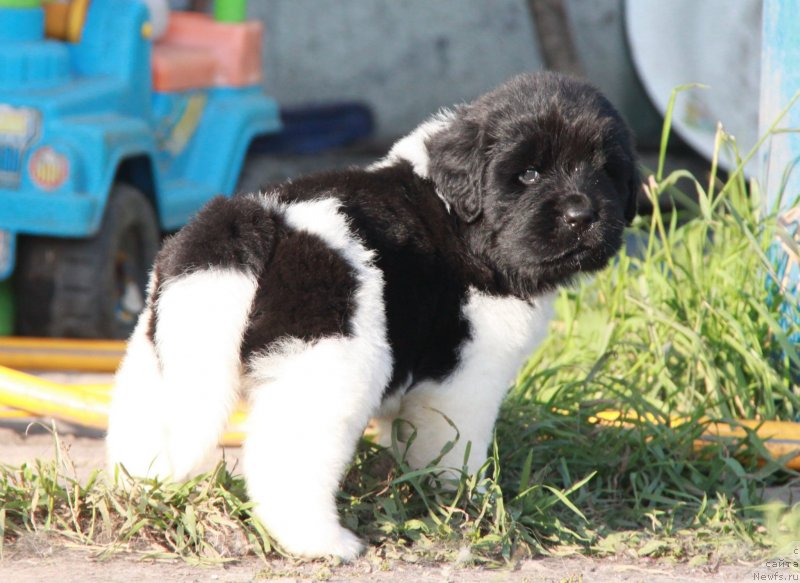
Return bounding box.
[0,0,280,338]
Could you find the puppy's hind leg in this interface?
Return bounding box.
[153,268,258,481]
[108,268,258,481]
[107,307,172,479]
[243,336,390,560]
[239,195,391,558]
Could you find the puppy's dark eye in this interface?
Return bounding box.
[519,167,540,185]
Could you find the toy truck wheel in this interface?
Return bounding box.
[15,184,159,339]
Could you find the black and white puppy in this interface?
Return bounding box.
[106,72,638,559]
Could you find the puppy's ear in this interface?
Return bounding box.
[427,116,486,223]
[625,169,641,224]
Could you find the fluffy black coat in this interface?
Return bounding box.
[150,72,638,396]
[109,71,641,561]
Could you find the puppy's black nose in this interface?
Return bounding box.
[563,206,598,229]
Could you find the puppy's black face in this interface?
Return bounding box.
[480,104,636,289]
[428,72,639,296]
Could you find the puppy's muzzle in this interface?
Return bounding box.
[563,197,598,231]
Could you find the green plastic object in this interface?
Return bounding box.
[214,0,246,23]
[0,280,14,336]
[0,0,41,8]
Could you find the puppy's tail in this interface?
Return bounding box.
[107,196,273,481]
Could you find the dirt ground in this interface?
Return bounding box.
[0,370,764,582]
[0,548,758,583]
[0,419,762,583]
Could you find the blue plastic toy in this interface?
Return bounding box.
[0,0,281,338]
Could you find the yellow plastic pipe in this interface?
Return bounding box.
[0,405,33,419]
[0,337,125,372]
[0,339,800,468]
[703,420,800,466]
[592,410,800,470]
[0,364,110,429]
[0,364,246,443]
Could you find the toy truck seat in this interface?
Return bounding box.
[152,11,263,92]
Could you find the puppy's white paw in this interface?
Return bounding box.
[274,523,364,561]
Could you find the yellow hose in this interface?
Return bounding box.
[0,337,125,372]
[0,338,799,468]
[0,364,110,429]
[591,410,800,470]
[0,364,246,442]
[0,405,33,419]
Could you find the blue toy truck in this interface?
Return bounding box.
[0,0,281,338]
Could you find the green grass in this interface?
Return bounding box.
[2,88,800,566]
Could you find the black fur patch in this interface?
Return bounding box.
[427,72,639,298]
[148,195,278,343]
[156,195,278,278]
[271,163,494,391]
[240,228,358,359]
[149,71,639,398]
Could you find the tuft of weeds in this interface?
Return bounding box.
[2,86,800,566]
[491,86,800,563]
[0,437,269,563]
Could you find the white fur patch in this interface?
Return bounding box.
[154,269,258,480]
[107,268,258,481]
[242,197,392,559]
[108,195,391,559]
[368,109,455,179]
[389,289,556,476]
[106,307,171,479]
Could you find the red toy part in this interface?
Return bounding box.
[151,11,263,92]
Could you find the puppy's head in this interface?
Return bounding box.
[428,72,639,295]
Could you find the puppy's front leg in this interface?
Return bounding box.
[388,291,556,479]
[390,378,503,479]
[243,336,389,560]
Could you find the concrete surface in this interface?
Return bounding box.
[251,0,544,140]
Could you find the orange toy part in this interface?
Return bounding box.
[44,0,90,43]
[152,45,216,92]
[151,11,263,92]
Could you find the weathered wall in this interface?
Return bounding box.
[250,1,544,140]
